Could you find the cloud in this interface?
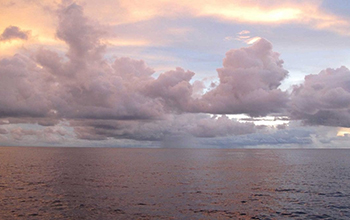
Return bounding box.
[196,38,289,116]
[231,30,260,45]
[0,117,60,127]
[143,67,195,113]
[82,0,350,36]
[10,127,38,140]
[196,126,314,148]
[8,126,67,144]
[0,2,301,146]
[0,26,31,42]
[1,0,349,62]
[1,3,291,122]
[0,128,8,134]
[290,66,350,127]
[71,114,255,141]
[0,54,53,118]
[1,2,349,148]
[56,3,106,62]
[0,2,259,144]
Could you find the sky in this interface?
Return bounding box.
[0,0,350,148]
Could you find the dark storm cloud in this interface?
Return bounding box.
[0,26,30,41]
[290,66,350,127]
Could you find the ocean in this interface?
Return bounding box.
[1,147,350,219]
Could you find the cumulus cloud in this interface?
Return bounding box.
[0,3,289,124]
[196,38,289,116]
[1,2,349,147]
[0,54,53,118]
[0,26,31,42]
[56,3,106,63]
[0,2,261,144]
[290,66,350,127]
[143,67,195,113]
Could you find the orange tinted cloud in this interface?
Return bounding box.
[87,0,350,35]
[1,0,350,57]
[2,0,349,31]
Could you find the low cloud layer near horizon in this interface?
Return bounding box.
[0,2,350,148]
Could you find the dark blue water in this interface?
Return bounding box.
[1,147,350,219]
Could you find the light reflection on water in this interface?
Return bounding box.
[1,147,350,219]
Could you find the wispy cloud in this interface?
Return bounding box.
[228,30,262,45]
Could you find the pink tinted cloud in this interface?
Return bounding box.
[0,2,349,144]
[0,26,31,42]
[290,66,350,127]
[196,38,289,116]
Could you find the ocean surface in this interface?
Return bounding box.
[1,147,350,219]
